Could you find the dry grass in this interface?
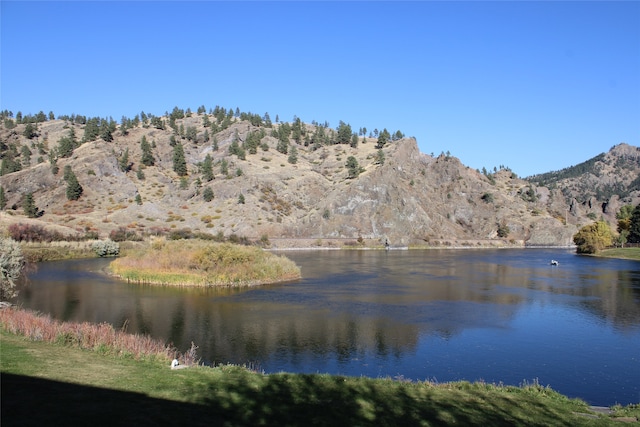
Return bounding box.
[0,307,197,365]
[109,239,301,286]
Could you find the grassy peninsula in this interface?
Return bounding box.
[109,238,301,287]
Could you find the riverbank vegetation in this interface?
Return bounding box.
[573,203,640,255]
[0,306,195,363]
[109,238,301,286]
[2,308,638,426]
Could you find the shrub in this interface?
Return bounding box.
[481,193,494,203]
[573,220,613,254]
[519,185,538,202]
[109,227,142,242]
[0,238,25,300]
[91,240,120,257]
[203,187,214,202]
[497,221,510,238]
[7,223,64,242]
[169,228,194,240]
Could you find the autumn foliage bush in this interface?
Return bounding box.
[8,223,65,242]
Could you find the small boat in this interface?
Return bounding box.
[550,260,559,266]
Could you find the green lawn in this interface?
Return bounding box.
[598,247,640,261]
[2,331,637,426]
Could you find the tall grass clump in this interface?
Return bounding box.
[0,307,197,364]
[109,239,301,287]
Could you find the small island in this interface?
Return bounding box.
[109,238,301,287]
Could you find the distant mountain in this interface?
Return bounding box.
[527,143,640,201]
[1,110,638,247]
[527,143,640,221]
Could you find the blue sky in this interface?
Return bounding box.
[2,1,638,177]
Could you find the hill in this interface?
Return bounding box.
[1,109,637,247]
[527,143,640,226]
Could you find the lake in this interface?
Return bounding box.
[15,248,640,406]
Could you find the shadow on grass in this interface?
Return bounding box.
[1,373,221,427]
[2,372,586,427]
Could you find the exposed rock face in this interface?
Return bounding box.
[1,117,637,247]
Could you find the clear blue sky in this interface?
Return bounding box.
[2,1,639,177]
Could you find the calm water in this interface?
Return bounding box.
[15,248,640,406]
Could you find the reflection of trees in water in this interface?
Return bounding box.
[168,301,186,345]
[134,296,151,336]
[172,306,422,366]
[464,262,640,330]
[61,285,79,321]
[577,270,640,331]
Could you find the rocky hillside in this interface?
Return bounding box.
[0,111,637,247]
[527,143,640,227]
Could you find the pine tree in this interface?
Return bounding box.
[49,151,59,175]
[63,165,73,181]
[336,121,352,145]
[628,204,640,244]
[276,139,289,155]
[186,126,197,142]
[65,168,83,201]
[220,158,229,176]
[23,193,38,218]
[288,146,298,164]
[57,136,74,158]
[346,156,362,179]
[202,154,214,181]
[119,148,130,172]
[140,136,155,166]
[173,143,188,176]
[0,154,21,176]
[101,124,113,142]
[350,134,359,148]
[0,186,6,210]
[83,118,100,142]
[203,187,214,202]
[375,129,391,149]
[20,145,32,167]
[23,123,37,139]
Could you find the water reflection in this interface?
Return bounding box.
[15,249,640,405]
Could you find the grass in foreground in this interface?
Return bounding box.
[598,247,640,261]
[2,309,638,426]
[110,238,301,286]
